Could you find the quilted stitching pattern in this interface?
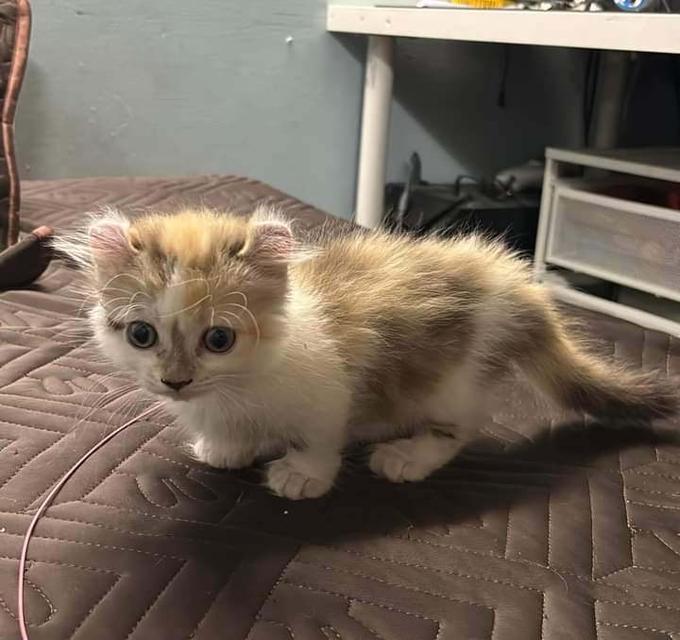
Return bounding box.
[1,176,680,639]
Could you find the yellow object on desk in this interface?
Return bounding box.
[449,0,515,6]
[418,0,516,7]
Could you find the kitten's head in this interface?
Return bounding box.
[59,206,296,401]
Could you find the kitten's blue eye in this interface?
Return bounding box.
[126,321,157,349]
[203,326,235,353]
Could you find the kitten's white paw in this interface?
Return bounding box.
[192,437,255,469]
[266,450,336,500]
[369,439,442,483]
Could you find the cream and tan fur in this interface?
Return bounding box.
[56,207,678,500]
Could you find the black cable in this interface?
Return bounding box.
[583,50,600,146]
[673,57,680,142]
[582,52,593,146]
[620,53,641,143]
[497,45,511,108]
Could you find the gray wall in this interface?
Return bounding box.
[17,0,365,217]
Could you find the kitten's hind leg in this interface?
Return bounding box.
[369,429,465,483]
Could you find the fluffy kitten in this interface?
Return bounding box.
[56,206,677,500]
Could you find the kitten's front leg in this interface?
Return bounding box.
[265,409,346,500]
[369,428,466,483]
[172,401,259,470]
[192,435,256,469]
[266,446,342,500]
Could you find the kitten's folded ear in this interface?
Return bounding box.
[239,207,296,270]
[52,208,135,274]
[87,210,137,270]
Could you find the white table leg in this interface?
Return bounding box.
[355,35,394,229]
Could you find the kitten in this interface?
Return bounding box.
[56,206,678,500]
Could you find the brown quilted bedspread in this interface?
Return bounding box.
[2,176,680,640]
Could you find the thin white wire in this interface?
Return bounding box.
[17,404,161,640]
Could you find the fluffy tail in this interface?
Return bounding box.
[519,310,678,422]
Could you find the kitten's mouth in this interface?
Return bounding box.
[154,388,200,402]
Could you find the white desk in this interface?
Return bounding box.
[327,4,680,228]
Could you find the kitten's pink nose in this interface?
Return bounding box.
[161,378,193,392]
